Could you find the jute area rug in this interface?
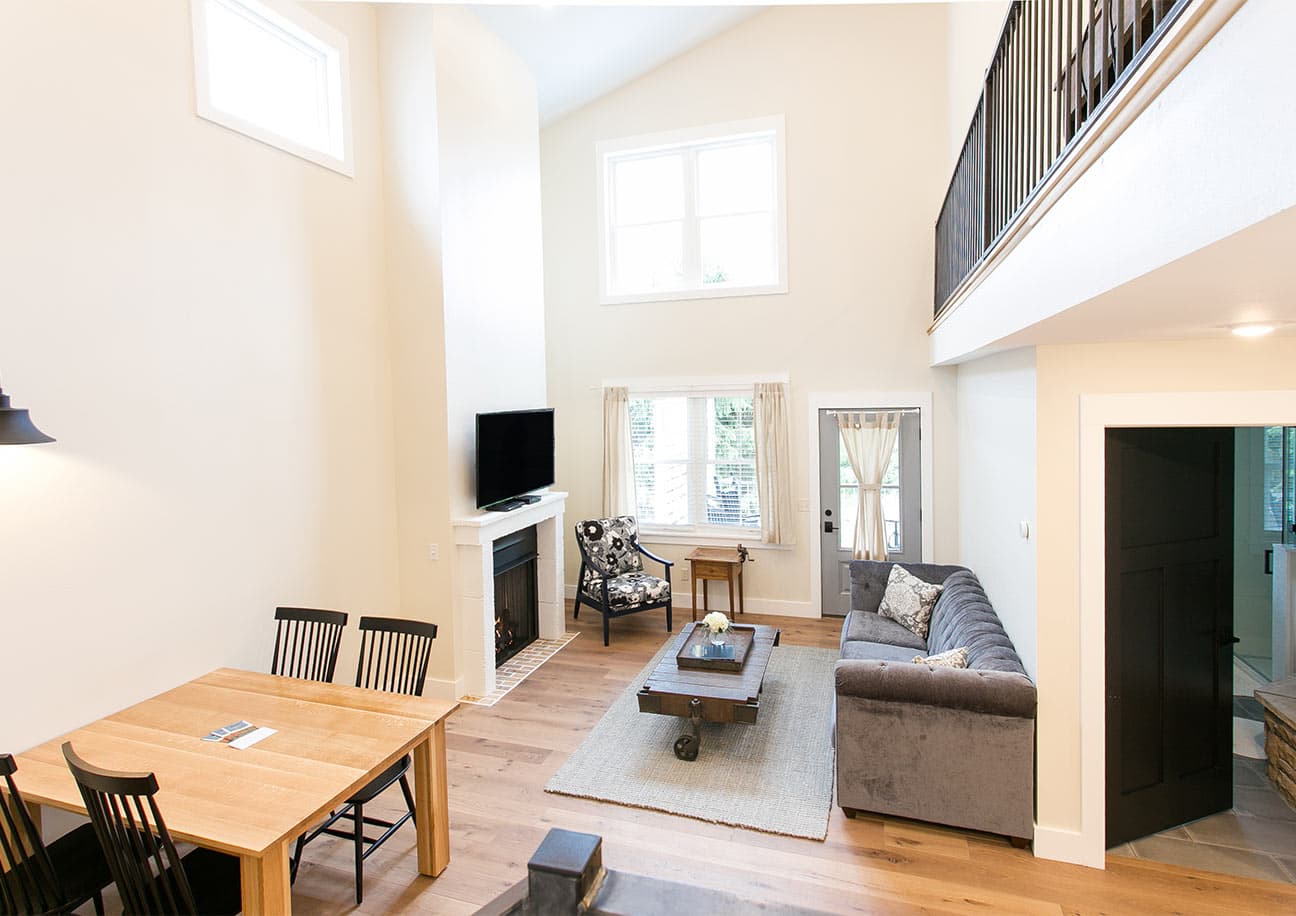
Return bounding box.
[544,639,838,840]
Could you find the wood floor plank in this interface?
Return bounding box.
[273,608,1296,914]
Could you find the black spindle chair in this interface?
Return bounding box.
[293,616,437,904]
[1,753,111,916]
[270,606,348,682]
[60,743,241,916]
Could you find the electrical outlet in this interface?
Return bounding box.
[427,543,440,561]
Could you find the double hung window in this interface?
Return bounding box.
[630,392,759,534]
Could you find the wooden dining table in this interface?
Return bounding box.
[11,668,458,914]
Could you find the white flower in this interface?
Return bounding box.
[702,611,730,634]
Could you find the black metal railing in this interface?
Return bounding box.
[935,0,1192,316]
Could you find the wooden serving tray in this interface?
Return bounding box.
[675,623,757,672]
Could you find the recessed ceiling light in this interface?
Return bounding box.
[1231,323,1276,338]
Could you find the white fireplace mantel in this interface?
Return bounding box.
[452,491,567,698]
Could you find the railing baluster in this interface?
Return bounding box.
[1117,0,1126,79]
[1135,0,1145,56]
[934,0,1197,316]
[1048,0,1056,168]
[1011,6,1019,215]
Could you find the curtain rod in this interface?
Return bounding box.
[822,407,920,416]
[592,376,788,393]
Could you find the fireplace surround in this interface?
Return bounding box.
[452,492,566,697]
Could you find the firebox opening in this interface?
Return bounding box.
[493,526,539,667]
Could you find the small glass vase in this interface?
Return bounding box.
[708,628,728,647]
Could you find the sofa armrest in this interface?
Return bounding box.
[834,659,1036,719]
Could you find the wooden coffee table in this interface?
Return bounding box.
[636,623,780,761]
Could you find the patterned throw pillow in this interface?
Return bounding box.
[913,646,969,668]
[877,565,943,640]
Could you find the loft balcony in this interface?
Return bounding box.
[936,0,1193,316]
[928,0,1296,364]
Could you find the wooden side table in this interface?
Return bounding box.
[686,547,746,621]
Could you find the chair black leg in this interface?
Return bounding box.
[666,600,673,632]
[573,592,581,619]
[399,773,417,825]
[92,891,105,916]
[354,802,365,905]
[291,832,306,884]
[603,612,610,647]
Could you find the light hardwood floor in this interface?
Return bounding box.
[284,609,1296,915]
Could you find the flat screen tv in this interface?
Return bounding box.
[476,408,555,510]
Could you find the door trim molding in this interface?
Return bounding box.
[1075,390,1296,870]
[806,390,935,618]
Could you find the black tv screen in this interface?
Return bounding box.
[476,409,555,509]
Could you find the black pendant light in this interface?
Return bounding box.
[0,380,54,445]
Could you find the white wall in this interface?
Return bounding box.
[956,347,1036,677]
[1034,337,1296,863]
[944,0,1009,172]
[376,3,457,691]
[434,6,548,520]
[540,4,969,607]
[0,0,400,750]
[932,0,1294,363]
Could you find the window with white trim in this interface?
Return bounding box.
[191,0,353,175]
[598,117,787,304]
[630,392,759,533]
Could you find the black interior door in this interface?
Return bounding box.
[1105,427,1234,847]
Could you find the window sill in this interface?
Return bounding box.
[600,281,787,307]
[638,528,791,551]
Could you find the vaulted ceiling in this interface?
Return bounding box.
[469,5,760,125]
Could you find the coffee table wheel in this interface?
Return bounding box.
[674,697,704,761]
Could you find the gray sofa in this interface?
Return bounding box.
[834,560,1036,844]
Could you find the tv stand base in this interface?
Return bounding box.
[485,494,543,512]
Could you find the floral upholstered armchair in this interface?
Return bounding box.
[572,516,673,646]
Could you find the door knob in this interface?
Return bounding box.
[823,521,835,534]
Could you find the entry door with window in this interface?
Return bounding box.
[818,409,920,616]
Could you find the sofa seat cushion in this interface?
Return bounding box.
[843,610,927,652]
[840,640,926,663]
[581,572,670,610]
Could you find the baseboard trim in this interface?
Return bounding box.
[424,675,465,702]
[1032,825,1104,869]
[563,585,817,619]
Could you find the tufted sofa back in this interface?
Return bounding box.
[925,570,1027,675]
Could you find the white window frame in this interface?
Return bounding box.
[596,116,788,306]
[190,0,354,177]
[615,374,787,547]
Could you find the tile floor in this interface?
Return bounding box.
[1108,757,1296,884]
[1108,660,1296,884]
[458,631,579,707]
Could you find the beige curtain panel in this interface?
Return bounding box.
[753,382,794,545]
[838,411,900,560]
[602,387,637,517]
